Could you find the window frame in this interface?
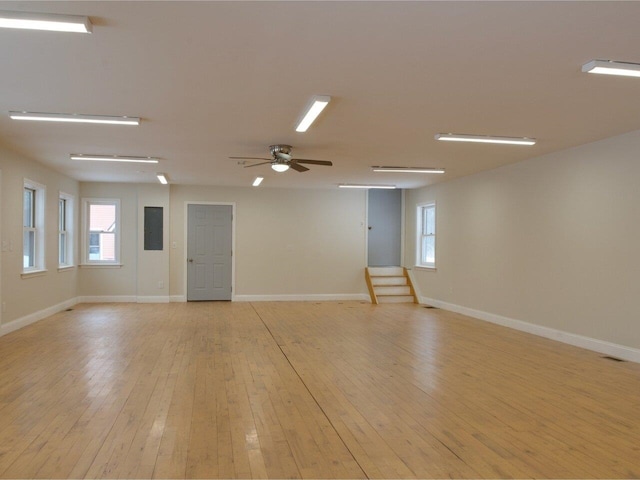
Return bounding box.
[416,202,436,269]
[81,198,121,266]
[23,179,46,274]
[58,192,74,268]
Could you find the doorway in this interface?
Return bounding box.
[367,189,402,266]
[186,204,233,301]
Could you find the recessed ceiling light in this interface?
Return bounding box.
[295,95,331,133]
[156,173,169,185]
[582,59,640,78]
[0,10,92,33]
[338,184,396,189]
[372,166,445,173]
[10,112,140,125]
[70,154,159,164]
[435,133,536,146]
[252,177,264,187]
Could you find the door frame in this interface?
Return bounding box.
[183,201,236,301]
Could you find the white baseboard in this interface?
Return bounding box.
[77,296,169,304]
[77,295,137,303]
[233,293,370,302]
[137,296,170,303]
[0,297,78,337]
[420,296,640,364]
[170,294,369,303]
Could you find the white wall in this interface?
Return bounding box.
[78,183,138,299]
[136,184,170,302]
[405,129,640,352]
[170,185,368,300]
[77,182,171,302]
[76,183,368,302]
[0,146,79,331]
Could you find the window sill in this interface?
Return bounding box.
[414,265,437,271]
[79,263,123,269]
[58,265,76,272]
[21,269,48,279]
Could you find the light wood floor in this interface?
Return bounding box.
[0,302,639,479]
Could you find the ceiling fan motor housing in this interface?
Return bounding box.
[269,144,292,158]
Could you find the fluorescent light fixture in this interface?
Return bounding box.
[372,166,445,173]
[156,173,169,185]
[338,184,396,189]
[271,163,289,173]
[252,176,264,187]
[0,10,92,33]
[295,95,331,132]
[10,112,140,125]
[582,59,640,78]
[70,154,159,164]
[435,133,536,146]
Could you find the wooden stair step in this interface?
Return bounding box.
[367,266,404,276]
[371,276,408,286]
[374,285,411,296]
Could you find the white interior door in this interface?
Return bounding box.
[187,204,232,301]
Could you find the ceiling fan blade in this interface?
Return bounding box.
[289,162,310,172]
[275,152,292,161]
[244,161,272,168]
[295,159,333,166]
[230,156,271,161]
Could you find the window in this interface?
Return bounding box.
[59,192,74,267]
[23,179,46,272]
[417,203,436,268]
[89,232,101,259]
[82,198,121,265]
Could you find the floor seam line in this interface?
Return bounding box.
[250,302,370,479]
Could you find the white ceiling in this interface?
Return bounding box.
[2,1,640,189]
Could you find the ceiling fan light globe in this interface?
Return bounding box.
[271,163,289,173]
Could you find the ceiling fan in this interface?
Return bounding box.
[230,144,333,173]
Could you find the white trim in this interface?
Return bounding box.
[57,265,76,272]
[58,191,75,268]
[137,296,170,304]
[184,202,236,301]
[23,178,46,272]
[416,202,436,268]
[0,298,77,337]
[170,295,186,303]
[419,296,640,364]
[400,188,405,266]
[81,197,121,265]
[79,263,123,268]
[234,294,370,302]
[77,295,137,303]
[20,268,48,278]
[364,190,369,267]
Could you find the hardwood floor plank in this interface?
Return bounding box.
[1,301,639,478]
[254,301,640,478]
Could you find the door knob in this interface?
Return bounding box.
[187,258,194,263]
